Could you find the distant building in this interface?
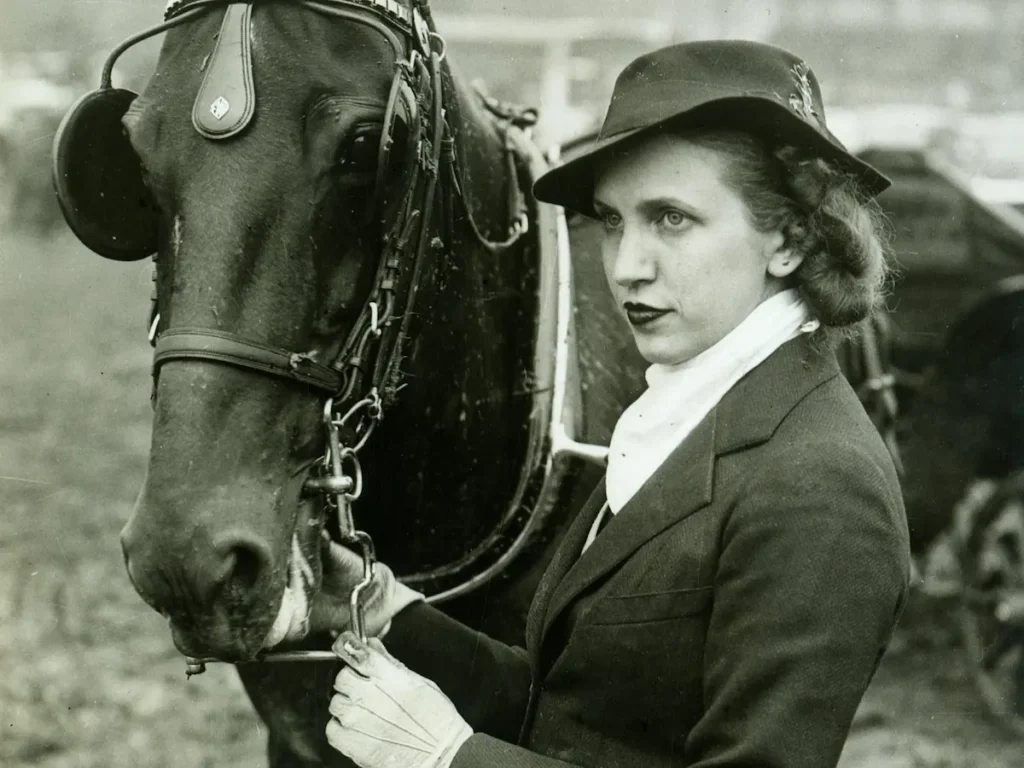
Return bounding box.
[436,0,1022,143]
[774,0,1024,110]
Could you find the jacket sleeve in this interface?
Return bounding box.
[381,601,533,742]
[685,439,912,768]
[450,734,580,768]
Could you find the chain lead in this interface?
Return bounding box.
[315,391,383,643]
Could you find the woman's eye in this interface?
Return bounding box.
[659,210,690,229]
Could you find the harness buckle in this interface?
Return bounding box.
[369,301,382,337]
[862,373,897,392]
[148,313,161,345]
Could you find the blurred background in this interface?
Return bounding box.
[1,1,1023,766]
[3,0,1024,230]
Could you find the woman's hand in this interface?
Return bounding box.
[327,632,473,768]
[309,541,424,637]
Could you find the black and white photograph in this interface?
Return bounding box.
[2,1,1023,766]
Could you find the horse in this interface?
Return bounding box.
[52,1,645,764]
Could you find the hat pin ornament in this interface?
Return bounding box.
[788,61,819,124]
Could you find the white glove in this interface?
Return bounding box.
[327,632,473,768]
[310,541,424,638]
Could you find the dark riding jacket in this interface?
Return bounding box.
[385,337,912,768]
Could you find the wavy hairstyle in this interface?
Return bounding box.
[682,129,893,343]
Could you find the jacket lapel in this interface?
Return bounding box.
[525,482,608,656]
[712,336,839,455]
[541,413,717,639]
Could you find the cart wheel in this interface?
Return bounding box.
[958,470,1024,738]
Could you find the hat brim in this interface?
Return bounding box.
[534,97,891,217]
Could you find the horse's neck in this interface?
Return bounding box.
[361,69,537,571]
[431,67,526,365]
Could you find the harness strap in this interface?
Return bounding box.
[446,140,528,253]
[154,328,344,394]
[384,50,446,383]
[859,315,904,477]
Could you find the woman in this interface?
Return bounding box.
[313,40,912,768]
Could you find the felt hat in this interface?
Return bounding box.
[533,40,890,216]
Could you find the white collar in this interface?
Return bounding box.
[603,289,818,516]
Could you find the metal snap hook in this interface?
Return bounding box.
[346,530,377,642]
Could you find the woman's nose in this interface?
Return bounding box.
[612,228,656,287]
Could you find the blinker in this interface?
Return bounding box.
[52,0,260,261]
[52,0,425,260]
[51,87,160,260]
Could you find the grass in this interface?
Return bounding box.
[0,229,264,768]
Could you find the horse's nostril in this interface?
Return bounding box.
[213,533,273,595]
[230,544,265,591]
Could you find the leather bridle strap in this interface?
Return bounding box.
[154,328,344,394]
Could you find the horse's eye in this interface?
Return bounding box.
[339,131,380,173]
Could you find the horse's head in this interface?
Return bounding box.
[55,0,445,659]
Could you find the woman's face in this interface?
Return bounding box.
[593,134,797,366]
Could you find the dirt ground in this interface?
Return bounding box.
[1,229,1020,767]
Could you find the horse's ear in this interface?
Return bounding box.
[52,88,160,261]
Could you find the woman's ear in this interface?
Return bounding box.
[765,232,804,278]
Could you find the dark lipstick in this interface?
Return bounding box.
[624,301,671,327]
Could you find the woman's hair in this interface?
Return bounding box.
[681,129,892,340]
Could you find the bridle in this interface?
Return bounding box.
[147,0,449,418]
[92,0,531,673]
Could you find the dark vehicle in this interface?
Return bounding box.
[848,147,1024,736]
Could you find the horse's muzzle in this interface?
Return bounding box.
[121,516,282,658]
